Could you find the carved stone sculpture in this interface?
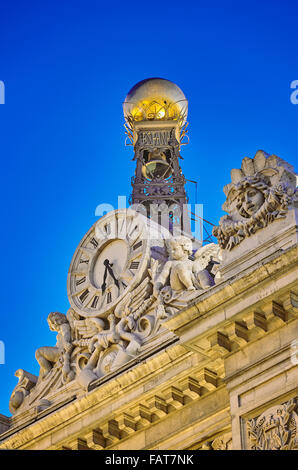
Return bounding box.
[153,236,220,315]
[9,370,38,414]
[154,236,197,293]
[35,312,74,383]
[76,268,158,388]
[213,151,297,250]
[201,432,233,450]
[76,315,118,367]
[247,398,298,450]
[8,232,220,409]
[154,237,219,293]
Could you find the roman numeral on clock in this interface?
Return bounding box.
[130,261,140,270]
[133,241,142,250]
[104,223,111,235]
[79,289,89,304]
[76,276,86,286]
[107,292,112,304]
[128,225,139,237]
[91,296,99,308]
[89,237,98,249]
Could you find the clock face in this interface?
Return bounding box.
[67,209,150,318]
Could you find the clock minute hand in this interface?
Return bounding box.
[107,262,120,289]
[101,261,108,293]
[102,259,120,293]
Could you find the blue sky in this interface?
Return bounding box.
[0,0,297,416]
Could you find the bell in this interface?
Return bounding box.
[142,148,172,180]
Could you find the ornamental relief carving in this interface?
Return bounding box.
[200,432,233,450]
[9,225,220,414]
[212,151,297,250]
[247,398,298,450]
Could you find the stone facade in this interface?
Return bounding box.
[0,152,297,450]
[0,81,297,450]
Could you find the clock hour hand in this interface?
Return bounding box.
[101,259,120,293]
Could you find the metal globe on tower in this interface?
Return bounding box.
[123,78,190,235]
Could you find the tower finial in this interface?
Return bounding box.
[123,78,190,236]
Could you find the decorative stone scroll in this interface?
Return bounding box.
[213,151,297,250]
[9,370,37,414]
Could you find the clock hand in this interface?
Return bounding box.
[101,259,120,293]
[106,262,120,289]
[101,261,108,293]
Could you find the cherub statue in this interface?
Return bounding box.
[35,312,74,383]
[154,236,217,297]
[154,236,195,295]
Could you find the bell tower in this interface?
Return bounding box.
[123,78,191,236]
